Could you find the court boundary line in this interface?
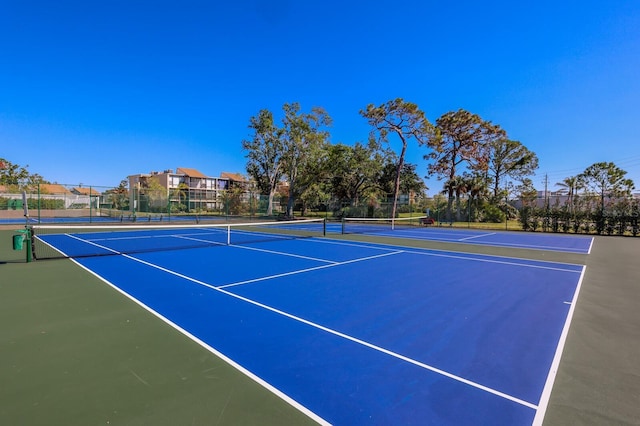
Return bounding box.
[107,251,539,411]
[532,265,587,425]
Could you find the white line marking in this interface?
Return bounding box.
[458,232,496,241]
[67,233,121,254]
[533,265,587,425]
[587,237,595,254]
[218,251,403,289]
[172,235,226,246]
[563,301,572,305]
[115,252,537,410]
[230,244,338,264]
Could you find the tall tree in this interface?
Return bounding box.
[378,160,427,200]
[142,176,168,212]
[281,103,332,217]
[487,138,538,200]
[108,179,130,210]
[426,109,505,221]
[242,109,285,216]
[580,162,635,212]
[516,178,538,207]
[327,141,385,206]
[360,98,433,219]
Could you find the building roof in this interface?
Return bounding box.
[177,167,207,178]
[72,187,101,196]
[39,184,72,194]
[220,172,247,182]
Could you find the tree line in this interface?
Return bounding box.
[242,99,542,221]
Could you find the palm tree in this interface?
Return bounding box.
[465,173,488,221]
[171,182,189,213]
[555,175,581,216]
[442,178,456,223]
[453,175,468,222]
[442,176,469,222]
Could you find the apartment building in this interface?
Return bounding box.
[127,167,247,212]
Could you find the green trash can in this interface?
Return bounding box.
[13,233,25,250]
[12,229,29,251]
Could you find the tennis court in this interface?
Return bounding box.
[28,220,588,424]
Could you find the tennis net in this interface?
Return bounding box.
[341,216,428,235]
[29,218,326,260]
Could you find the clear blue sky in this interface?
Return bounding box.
[1,0,639,194]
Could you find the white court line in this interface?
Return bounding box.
[112,251,539,411]
[533,266,587,425]
[458,232,496,241]
[229,244,338,264]
[67,233,121,254]
[218,251,403,289]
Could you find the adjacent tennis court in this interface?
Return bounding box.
[341,218,594,254]
[29,221,587,424]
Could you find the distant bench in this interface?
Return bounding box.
[419,217,435,226]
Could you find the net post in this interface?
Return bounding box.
[89,186,93,223]
[37,183,41,224]
[341,217,345,234]
[25,225,34,262]
[226,225,231,245]
[323,218,326,236]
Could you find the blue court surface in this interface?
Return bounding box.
[40,231,586,425]
[342,224,594,254]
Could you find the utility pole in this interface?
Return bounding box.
[543,174,549,232]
